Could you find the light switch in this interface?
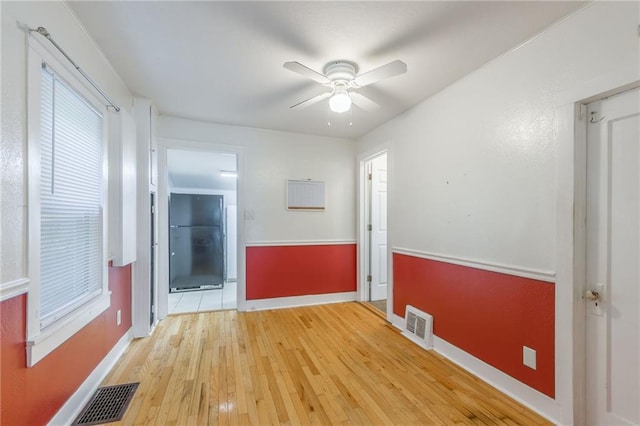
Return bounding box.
[523,346,536,370]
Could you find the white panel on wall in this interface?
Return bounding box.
[150,105,158,188]
[132,97,155,337]
[108,109,137,266]
[287,180,325,210]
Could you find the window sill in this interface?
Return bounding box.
[27,292,111,367]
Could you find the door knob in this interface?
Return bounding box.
[585,283,605,316]
[584,289,600,301]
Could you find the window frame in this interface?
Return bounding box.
[26,37,110,367]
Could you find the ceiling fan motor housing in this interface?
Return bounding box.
[283,58,405,111]
[324,61,357,83]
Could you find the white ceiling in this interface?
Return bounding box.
[69,1,586,139]
[167,149,237,191]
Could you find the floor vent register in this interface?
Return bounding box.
[72,382,139,425]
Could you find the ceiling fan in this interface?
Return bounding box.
[283,59,407,113]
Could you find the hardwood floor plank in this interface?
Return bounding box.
[102,302,551,425]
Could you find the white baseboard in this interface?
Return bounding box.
[391,314,563,425]
[48,329,133,426]
[243,291,357,311]
[391,313,405,330]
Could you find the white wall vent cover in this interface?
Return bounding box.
[402,305,433,350]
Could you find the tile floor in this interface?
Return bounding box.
[168,281,237,314]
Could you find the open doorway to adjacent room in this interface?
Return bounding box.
[362,151,388,315]
[166,149,238,314]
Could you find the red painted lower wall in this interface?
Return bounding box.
[0,264,132,425]
[246,244,356,300]
[393,253,555,398]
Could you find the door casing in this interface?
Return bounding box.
[358,148,391,318]
[156,139,245,319]
[369,153,388,302]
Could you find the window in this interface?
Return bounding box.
[27,42,110,366]
[39,64,104,327]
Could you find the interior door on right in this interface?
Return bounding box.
[586,88,639,425]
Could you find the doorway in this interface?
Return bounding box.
[165,149,238,314]
[584,87,639,424]
[362,152,388,315]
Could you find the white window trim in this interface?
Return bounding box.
[26,36,110,367]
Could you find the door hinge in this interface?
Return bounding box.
[367,274,372,282]
[151,205,156,214]
[368,173,372,180]
[367,224,372,231]
[578,104,587,121]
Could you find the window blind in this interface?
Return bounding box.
[39,64,104,328]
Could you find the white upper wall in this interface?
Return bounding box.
[158,116,357,243]
[1,1,133,284]
[167,149,237,192]
[357,1,639,273]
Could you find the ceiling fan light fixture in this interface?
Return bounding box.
[329,89,352,113]
[284,59,405,114]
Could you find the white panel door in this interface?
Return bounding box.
[370,153,388,301]
[586,88,640,425]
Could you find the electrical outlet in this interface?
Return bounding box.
[116,309,122,326]
[523,346,536,370]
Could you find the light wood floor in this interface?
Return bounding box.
[102,302,550,425]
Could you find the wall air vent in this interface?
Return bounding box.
[402,305,433,350]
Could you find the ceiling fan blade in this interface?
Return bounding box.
[353,60,407,87]
[290,91,331,109]
[283,62,330,84]
[350,92,380,112]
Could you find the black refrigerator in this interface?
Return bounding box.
[169,194,224,292]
